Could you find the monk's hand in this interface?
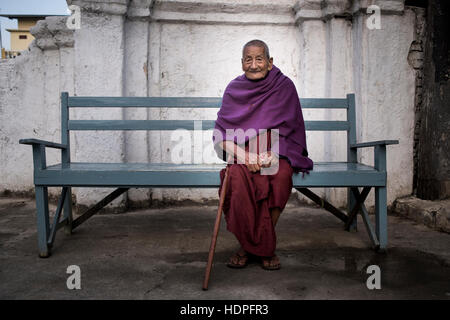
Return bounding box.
[245,152,261,173]
[259,151,273,168]
[259,151,279,168]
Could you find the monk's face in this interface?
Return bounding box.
[241,46,273,81]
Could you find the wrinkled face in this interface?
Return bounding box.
[241,46,273,81]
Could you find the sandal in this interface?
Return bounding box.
[261,255,281,270]
[227,251,249,268]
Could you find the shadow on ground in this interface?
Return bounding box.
[0,197,449,299]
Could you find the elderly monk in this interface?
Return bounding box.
[213,39,313,270]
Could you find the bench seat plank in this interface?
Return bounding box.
[34,162,385,187]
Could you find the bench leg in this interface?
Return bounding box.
[347,188,358,232]
[63,187,73,235]
[375,186,387,251]
[35,186,51,258]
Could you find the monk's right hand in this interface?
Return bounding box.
[245,152,261,173]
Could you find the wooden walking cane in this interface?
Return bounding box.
[202,164,230,290]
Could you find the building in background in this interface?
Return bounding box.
[1,14,59,59]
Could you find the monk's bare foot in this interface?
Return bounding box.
[227,248,248,268]
[261,255,281,270]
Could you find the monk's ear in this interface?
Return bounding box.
[268,57,273,70]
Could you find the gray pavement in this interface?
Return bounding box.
[0,196,449,300]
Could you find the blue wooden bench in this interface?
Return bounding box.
[20,92,398,258]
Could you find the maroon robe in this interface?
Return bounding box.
[218,135,293,257]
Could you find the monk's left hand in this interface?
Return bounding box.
[245,152,261,172]
[259,151,277,168]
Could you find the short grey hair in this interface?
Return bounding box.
[242,39,270,60]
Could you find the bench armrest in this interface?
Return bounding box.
[350,140,399,149]
[19,138,67,150]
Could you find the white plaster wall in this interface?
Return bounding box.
[323,18,354,207]
[148,22,302,202]
[71,11,127,209]
[298,19,329,205]
[297,17,354,208]
[123,18,152,205]
[0,0,417,211]
[354,9,416,207]
[0,45,58,193]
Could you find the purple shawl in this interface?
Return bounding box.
[213,65,313,173]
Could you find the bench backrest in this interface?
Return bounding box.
[60,92,357,163]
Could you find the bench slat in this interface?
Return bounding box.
[68,120,216,131]
[67,97,348,109]
[67,120,349,131]
[35,171,384,187]
[305,121,349,131]
[44,162,375,171]
[301,98,348,109]
[68,97,222,108]
[35,162,385,187]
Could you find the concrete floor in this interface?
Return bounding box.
[0,196,449,300]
